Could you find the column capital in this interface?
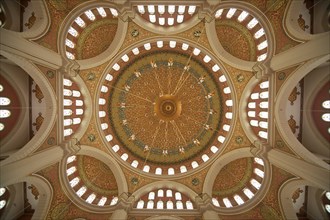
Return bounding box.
[60,59,80,77]
[250,140,271,158]
[61,138,81,156]
[252,61,272,80]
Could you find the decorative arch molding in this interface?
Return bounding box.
[1,0,50,40]
[0,51,57,166]
[131,181,199,204]
[96,36,237,179]
[59,145,128,213]
[283,0,328,42]
[23,175,53,220]
[19,0,51,40]
[203,147,272,214]
[205,1,276,71]
[274,54,330,170]
[57,1,127,70]
[279,178,328,220]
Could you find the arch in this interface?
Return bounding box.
[203,148,272,214]
[59,145,127,213]
[0,51,57,166]
[57,1,127,70]
[279,178,329,220]
[145,216,184,220]
[205,1,276,71]
[274,54,330,169]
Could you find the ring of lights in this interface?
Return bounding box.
[98,38,235,177]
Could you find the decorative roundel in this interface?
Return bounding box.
[99,40,234,175]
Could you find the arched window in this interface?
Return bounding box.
[148,192,155,200]
[67,155,76,164]
[176,201,183,209]
[99,111,106,117]
[218,135,225,143]
[110,197,118,206]
[76,186,87,197]
[202,154,209,162]
[180,166,187,173]
[0,188,5,197]
[168,168,175,175]
[166,190,173,197]
[86,193,96,203]
[69,177,80,187]
[63,99,73,106]
[64,119,73,126]
[157,200,164,209]
[212,198,220,207]
[147,200,154,209]
[254,157,264,166]
[191,161,199,168]
[121,153,128,161]
[250,179,261,190]
[99,98,106,105]
[167,201,174,209]
[254,168,264,178]
[223,198,232,207]
[98,197,107,206]
[0,200,6,210]
[101,123,108,130]
[175,192,182,200]
[158,189,164,197]
[186,201,193,209]
[243,188,254,199]
[73,118,81,125]
[0,97,10,106]
[131,160,138,168]
[234,195,244,205]
[66,166,77,176]
[112,145,120,152]
[155,168,162,175]
[0,110,11,118]
[137,200,144,209]
[143,165,150,172]
[211,146,218,153]
[64,128,73,137]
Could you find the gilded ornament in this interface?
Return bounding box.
[87,72,96,81]
[192,178,200,186]
[24,12,36,29]
[32,112,44,131]
[236,74,244,82]
[278,72,286,80]
[88,134,96,142]
[297,14,309,31]
[194,30,202,37]
[288,87,300,105]
[292,188,304,203]
[28,184,39,200]
[288,115,299,134]
[275,140,284,148]
[131,29,139,37]
[47,137,55,145]
[235,136,243,144]
[131,177,139,185]
[46,70,55,78]
[32,84,44,103]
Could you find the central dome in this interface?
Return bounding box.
[108,51,222,164]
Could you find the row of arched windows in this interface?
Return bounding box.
[65,7,118,60]
[212,157,265,208]
[63,78,84,139]
[247,80,269,140]
[0,84,11,131]
[135,5,197,26]
[135,188,194,210]
[66,156,118,206]
[215,8,268,61]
